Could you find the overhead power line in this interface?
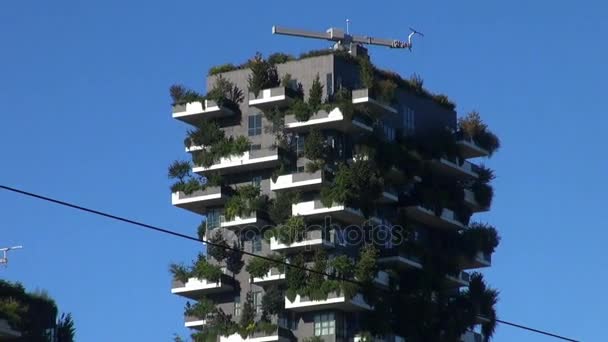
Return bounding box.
[0,184,580,342]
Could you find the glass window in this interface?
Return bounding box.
[207,208,222,229]
[252,234,262,253]
[234,296,241,318]
[296,135,305,155]
[326,73,333,97]
[252,291,263,314]
[251,175,262,188]
[403,106,415,134]
[248,114,262,136]
[314,312,335,336]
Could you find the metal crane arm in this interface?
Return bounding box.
[272,26,332,41]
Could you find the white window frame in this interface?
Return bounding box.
[314,312,335,336]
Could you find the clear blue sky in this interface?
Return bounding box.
[1,1,606,341]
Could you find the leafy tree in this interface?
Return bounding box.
[268,191,299,224]
[261,285,284,318]
[285,254,307,301]
[239,292,256,328]
[248,53,279,97]
[169,263,191,283]
[168,160,191,181]
[192,255,223,282]
[458,111,500,155]
[207,75,244,105]
[207,230,229,262]
[276,216,306,244]
[55,313,75,342]
[225,242,244,275]
[169,84,204,105]
[308,74,324,112]
[359,56,375,89]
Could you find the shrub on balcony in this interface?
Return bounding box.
[377,79,398,104]
[224,185,266,220]
[184,121,225,148]
[355,245,379,284]
[465,273,498,341]
[303,128,325,171]
[207,75,245,107]
[458,111,501,156]
[169,84,205,106]
[308,74,324,112]
[359,56,375,89]
[192,256,223,283]
[269,190,299,224]
[239,292,256,335]
[168,160,205,195]
[275,216,306,245]
[169,263,191,283]
[248,53,280,97]
[268,52,294,65]
[184,298,215,319]
[208,63,239,76]
[460,223,500,257]
[192,135,250,168]
[197,220,207,241]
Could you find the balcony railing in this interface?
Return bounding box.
[378,249,423,270]
[172,99,235,126]
[219,326,295,342]
[292,200,366,225]
[352,88,398,116]
[285,292,372,312]
[460,251,492,269]
[446,271,471,287]
[430,157,479,179]
[248,87,296,110]
[463,189,488,212]
[171,274,234,299]
[270,229,335,253]
[184,315,207,329]
[171,186,229,215]
[456,136,490,159]
[192,148,280,174]
[284,107,373,133]
[405,205,465,230]
[220,211,267,230]
[251,267,287,285]
[270,170,324,192]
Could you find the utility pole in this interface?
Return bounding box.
[1,245,23,267]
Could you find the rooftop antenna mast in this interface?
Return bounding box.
[272,24,423,55]
[0,245,23,267]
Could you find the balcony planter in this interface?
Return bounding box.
[192,148,280,175]
[270,229,335,253]
[284,292,372,312]
[172,186,230,215]
[430,157,479,179]
[352,88,398,116]
[171,275,234,299]
[405,205,465,230]
[284,107,373,133]
[172,99,235,126]
[270,170,324,192]
[291,200,366,225]
[248,86,296,110]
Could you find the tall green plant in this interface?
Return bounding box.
[248,53,279,97]
[308,74,324,112]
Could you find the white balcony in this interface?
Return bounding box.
[292,200,366,225]
[284,107,373,133]
[464,189,488,212]
[184,316,207,329]
[248,87,295,110]
[251,268,286,285]
[193,149,280,175]
[457,138,489,159]
[270,171,324,192]
[352,88,398,116]
[172,186,229,215]
[445,271,471,288]
[405,206,465,230]
[430,158,478,179]
[220,212,268,230]
[285,293,372,312]
[372,271,391,288]
[269,231,335,253]
[172,100,235,126]
[171,276,233,299]
[219,327,294,342]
